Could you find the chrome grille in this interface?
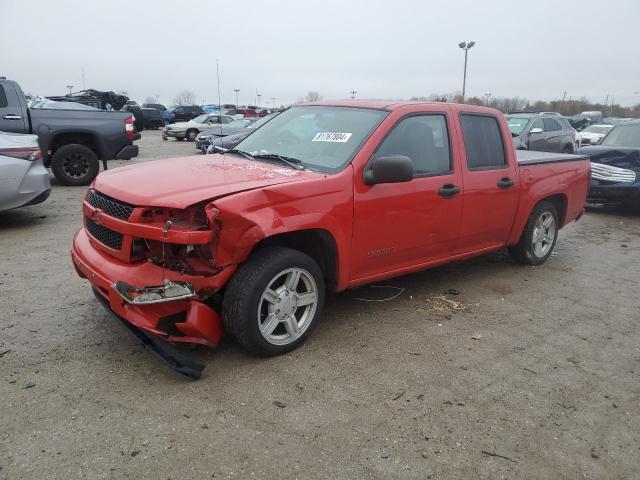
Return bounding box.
[86,218,123,250]
[86,189,134,220]
[591,162,637,184]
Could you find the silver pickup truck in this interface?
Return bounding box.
[0,77,139,186]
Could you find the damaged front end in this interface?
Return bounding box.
[71,188,235,378]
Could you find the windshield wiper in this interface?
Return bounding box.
[225,149,255,161]
[253,153,305,170]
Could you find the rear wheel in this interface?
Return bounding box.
[50,144,99,186]
[508,201,559,265]
[562,144,573,154]
[223,247,325,356]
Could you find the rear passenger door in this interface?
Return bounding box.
[458,113,520,252]
[0,83,28,133]
[543,118,563,152]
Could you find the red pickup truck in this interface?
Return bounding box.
[71,101,589,377]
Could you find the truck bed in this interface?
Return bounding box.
[517,150,588,166]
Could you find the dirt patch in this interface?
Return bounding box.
[1,131,639,479]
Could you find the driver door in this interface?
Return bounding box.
[351,112,464,281]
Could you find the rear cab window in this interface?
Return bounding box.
[0,85,8,108]
[459,114,507,170]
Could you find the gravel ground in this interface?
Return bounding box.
[1,130,639,479]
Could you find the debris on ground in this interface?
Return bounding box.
[445,288,460,295]
[471,334,482,340]
[426,295,471,313]
[392,390,405,401]
[130,450,141,457]
[0,349,11,358]
[23,382,35,389]
[273,400,286,408]
[354,285,405,302]
[481,449,517,463]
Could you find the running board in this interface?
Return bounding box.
[93,289,204,379]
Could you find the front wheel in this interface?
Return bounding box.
[186,129,198,141]
[223,247,325,356]
[508,201,559,265]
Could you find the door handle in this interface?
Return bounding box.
[2,114,22,120]
[497,177,515,189]
[438,184,461,198]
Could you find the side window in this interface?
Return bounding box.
[0,85,8,108]
[459,114,506,170]
[375,115,451,175]
[530,118,544,131]
[543,118,560,132]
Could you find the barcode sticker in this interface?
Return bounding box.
[312,132,352,143]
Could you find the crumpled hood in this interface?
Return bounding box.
[577,145,640,172]
[94,154,323,209]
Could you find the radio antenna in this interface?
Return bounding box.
[216,59,224,152]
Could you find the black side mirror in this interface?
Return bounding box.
[363,155,414,185]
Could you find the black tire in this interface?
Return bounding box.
[508,201,559,266]
[50,144,99,186]
[562,144,573,154]
[186,129,198,141]
[223,247,325,356]
[128,105,144,132]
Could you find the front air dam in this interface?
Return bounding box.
[93,289,205,379]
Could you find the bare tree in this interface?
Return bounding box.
[304,91,322,102]
[173,90,197,105]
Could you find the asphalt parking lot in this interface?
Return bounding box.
[1,130,639,480]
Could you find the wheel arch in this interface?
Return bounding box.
[246,228,339,293]
[508,193,568,246]
[48,131,102,165]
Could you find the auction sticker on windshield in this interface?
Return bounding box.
[312,132,352,143]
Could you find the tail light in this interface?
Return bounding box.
[124,116,135,138]
[0,146,42,161]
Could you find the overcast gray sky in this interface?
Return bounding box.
[2,0,639,106]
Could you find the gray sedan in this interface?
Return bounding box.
[0,131,51,212]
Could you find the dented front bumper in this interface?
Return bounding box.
[71,228,234,352]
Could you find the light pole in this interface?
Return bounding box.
[484,93,491,106]
[458,41,475,103]
[271,97,276,109]
[257,93,262,108]
[66,85,74,95]
[234,88,240,107]
[350,90,357,99]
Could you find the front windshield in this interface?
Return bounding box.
[192,114,209,124]
[226,119,252,128]
[234,106,387,172]
[583,125,611,134]
[506,117,529,135]
[248,113,277,129]
[600,125,640,148]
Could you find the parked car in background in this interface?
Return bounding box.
[140,108,164,130]
[579,124,614,145]
[0,78,139,186]
[162,105,205,124]
[194,118,255,151]
[162,113,235,141]
[71,101,590,377]
[0,131,51,211]
[203,113,279,153]
[578,121,640,207]
[228,108,258,119]
[506,113,576,153]
[603,117,637,126]
[142,103,167,112]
